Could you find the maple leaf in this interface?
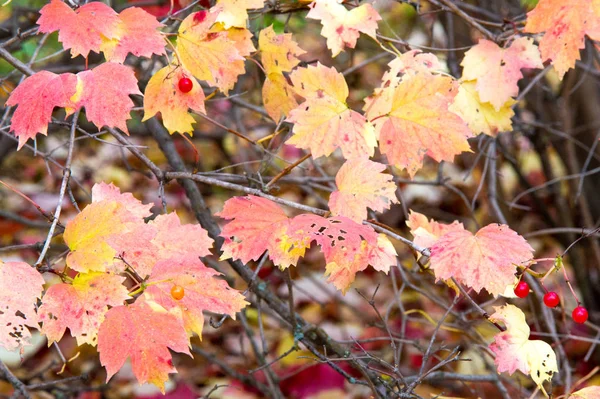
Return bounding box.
[287,63,377,159]
[258,25,305,75]
[289,214,394,292]
[429,223,534,296]
[306,0,381,57]
[6,71,78,149]
[101,7,166,63]
[97,299,191,391]
[176,9,255,94]
[143,65,206,135]
[570,387,600,399]
[37,0,120,58]
[329,158,398,222]
[214,0,264,28]
[449,80,515,137]
[489,304,558,396]
[144,256,248,337]
[217,195,308,268]
[64,183,151,273]
[38,272,129,346]
[0,261,45,351]
[461,38,542,110]
[381,50,442,88]
[406,210,464,249]
[91,182,153,219]
[263,72,300,122]
[71,63,141,133]
[365,72,473,177]
[525,0,600,79]
[107,212,213,278]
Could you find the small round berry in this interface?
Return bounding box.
[178,77,193,93]
[171,285,185,300]
[543,292,560,308]
[572,306,589,324]
[514,281,530,298]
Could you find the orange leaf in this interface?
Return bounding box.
[6,71,77,149]
[101,7,165,63]
[72,63,141,133]
[430,224,533,296]
[37,0,120,58]
[143,65,206,134]
[287,63,377,159]
[365,72,473,177]
[144,256,248,337]
[262,72,299,122]
[38,272,129,346]
[525,0,600,78]
[406,210,464,249]
[97,299,190,391]
[176,9,255,94]
[329,158,397,222]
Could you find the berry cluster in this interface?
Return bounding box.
[513,281,588,324]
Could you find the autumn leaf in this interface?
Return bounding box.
[287,63,377,159]
[143,65,206,135]
[429,223,534,296]
[71,63,141,133]
[37,0,120,58]
[406,210,464,249]
[570,386,600,399]
[144,256,248,337]
[176,9,255,94]
[263,73,299,122]
[289,214,395,292]
[97,299,191,391]
[365,72,473,177]
[6,71,77,149]
[525,0,600,79]
[215,0,264,28]
[91,182,153,220]
[63,183,151,273]
[101,7,165,63]
[217,195,309,268]
[450,80,515,137]
[0,261,45,351]
[259,25,305,75]
[489,304,558,396]
[38,272,129,346]
[150,213,213,261]
[381,50,442,88]
[329,158,398,222]
[306,0,381,57]
[461,38,542,110]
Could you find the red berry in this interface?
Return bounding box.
[171,285,185,300]
[572,306,589,324]
[178,77,193,93]
[514,281,530,298]
[543,292,560,308]
[193,10,207,23]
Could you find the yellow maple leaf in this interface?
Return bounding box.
[143,64,205,135]
[176,8,255,94]
[215,0,264,28]
[262,72,299,122]
[450,80,515,137]
[258,25,305,75]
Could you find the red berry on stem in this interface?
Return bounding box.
[514,281,529,298]
[572,306,588,324]
[178,77,193,93]
[543,292,560,308]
